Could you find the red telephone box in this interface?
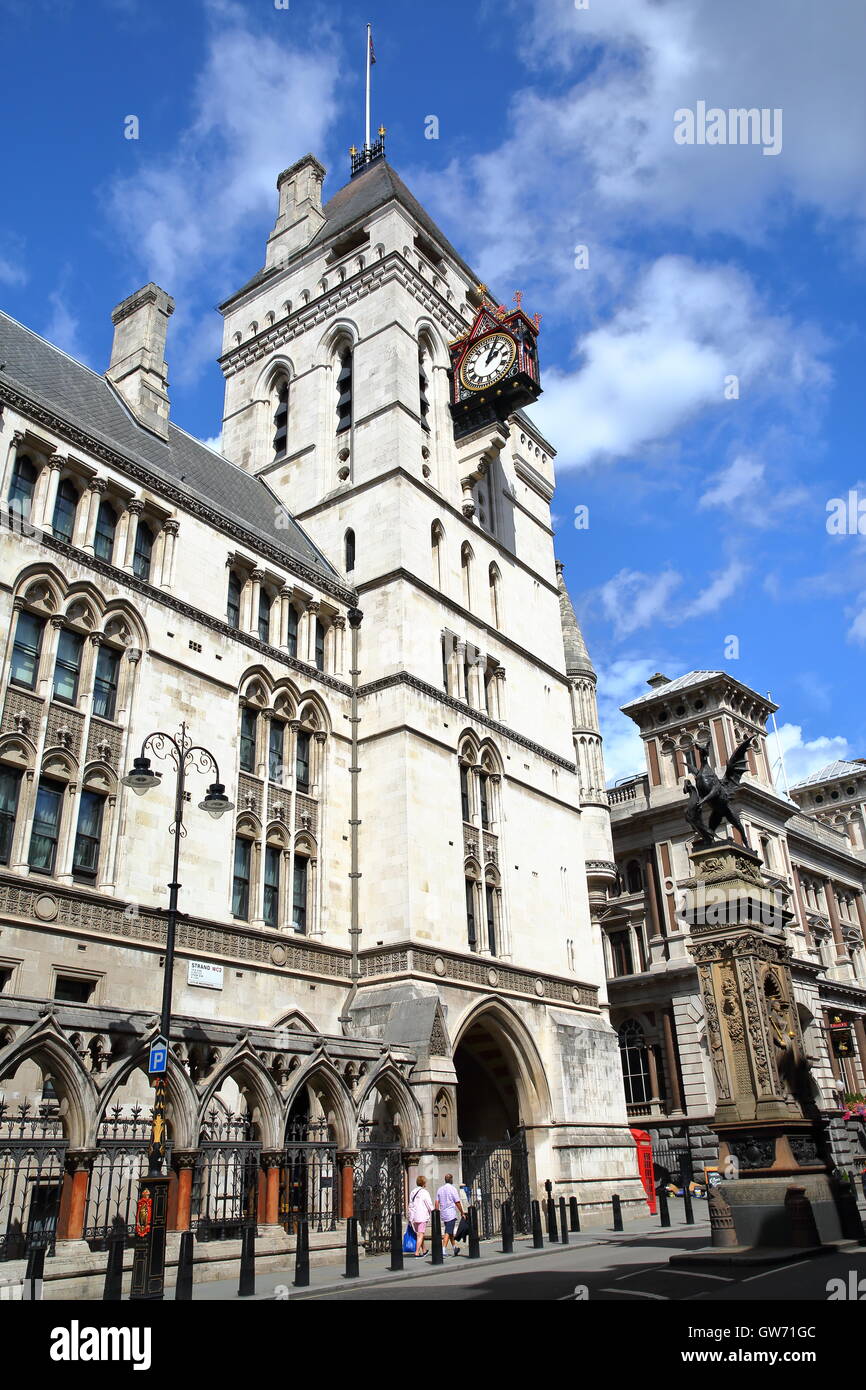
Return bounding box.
[630,1128,657,1215]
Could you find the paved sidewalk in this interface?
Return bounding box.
[174,1209,713,1301]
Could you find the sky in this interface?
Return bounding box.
[1,0,865,786]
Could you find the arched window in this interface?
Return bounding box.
[618,1020,651,1106]
[264,840,282,927]
[52,479,78,543]
[465,875,479,952]
[227,570,243,630]
[478,769,491,829]
[53,628,85,703]
[29,779,64,873]
[287,603,299,658]
[93,643,121,720]
[336,347,353,433]
[232,835,252,919]
[344,529,356,574]
[295,730,311,792]
[626,859,643,894]
[293,852,309,933]
[239,706,258,773]
[484,876,499,956]
[418,344,430,432]
[94,500,118,561]
[461,543,473,608]
[489,564,501,628]
[460,762,471,823]
[314,618,325,672]
[258,589,271,643]
[133,522,154,581]
[431,521,444,590]
[10,610,45,689]
[72,790,105,881]
[273,376,289,457]
[268,719,286,783]
[8,456,37,518]
[0,766,23,866]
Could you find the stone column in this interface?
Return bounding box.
[305,600,321,664]
[278,588,292,649]
[160,518,179,588]
[248,568,264,636]
[645,1037,663,1113]
[122,499,144,571]
[332,615,346,676]
[171,1152,197,1232]
[38,457,63,529]
[82,477,107,552]
[644,848,667,967]
[662,1007,685,1114]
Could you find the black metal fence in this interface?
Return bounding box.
[83,1105,160,1249]
[280,1117,337,1234]
[0,1101,67,1262]
[191,1111,260,1242]
[461,1130,531,1239]
[355,1122,404,1254]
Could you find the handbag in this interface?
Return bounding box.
[402,1222,417,1253]
[454,1216,469,1242]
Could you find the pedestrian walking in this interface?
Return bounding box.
[407,1174,435,1257]
[435,1173,465,1255]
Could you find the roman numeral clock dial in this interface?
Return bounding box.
[459,332,516,391]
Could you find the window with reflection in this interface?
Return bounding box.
[52,479,78,543]
[8,456,37,518]
[0,767,22,864]
[133,522,154,580]
[93,645,120,720]
[11,611,45,689]
[53,629,85,703]
[29,780,63,874]
[292,854,309,933]
[239,707,257,773]
[73,791,105,880]
[94,501,117,561]
[232,837,252,918]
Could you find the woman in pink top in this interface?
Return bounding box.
[407,1174,435,1256]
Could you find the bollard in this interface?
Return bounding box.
[785,1186,821,1248]
[682,1180,695,1226]
[831,1176,866,1242]
[175,1230,194,1302]
[102,1234,124,1302]
[559,1197,569,1246]
[468,1204,481,1259]
[24,1243,46,1301]
[569,1196,580,1233]
[680,1155,695,1226]
[344,1216,360,1278]
[430,1210,443,1266]
[611,1193,623,1232]
[501,1200,514,1255]
[531,1199,544,1248]
[658,1186,671,1229]
[546,1195,559,1243]
[293,1218,310,1288]
[238,1221,256,1297]
[389,1211,404,1272]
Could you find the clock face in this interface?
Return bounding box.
[459,332,517,391]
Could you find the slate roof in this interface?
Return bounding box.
[223,158,479,307]
[791,759,866,789]
[0,309,341,586]
[622,671,725,709]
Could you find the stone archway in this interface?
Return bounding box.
[454,1018,521,1142]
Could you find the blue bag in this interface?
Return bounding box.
[402,1222,417,1253]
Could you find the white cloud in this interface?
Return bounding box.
[700,455,764,509]
[599,567,682,638]
[0,255,26,288]
[771,723,854,789]
[528,257,827,471]
[595,655,684,784]
[682,559,748,619]
[43,292,89,366]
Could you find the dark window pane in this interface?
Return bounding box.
[295,731,310,792]
[8,456,37,518]
[258,590,271,643]
[273,380,289,456]
[486,884,497,956]
[11,611,44,689]
[53,629,84,703]
[133,523,153,580]
[29,781,62,873]
[336,349,352,433]
[232,838,251,918]
[52,479,78,543]
[54,975,95,1004]
[479,773,490,829]
[287,605,298,658]
[227,571,242,629]
[264,845,281,927]
[268,722,285,782]
[93,645,120,720]
[0,767,23,865]
[460,765,470,822]
[465,879,477,950]
[94,501,117,561]
[292,855,308,933]
[73,791,104,878]
[240,707,257,772]
[314,619,325,672]
[345,530,355,572]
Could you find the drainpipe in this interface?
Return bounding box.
[340,606,364,1034]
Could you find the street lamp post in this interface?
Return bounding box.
[122,722,233,1301]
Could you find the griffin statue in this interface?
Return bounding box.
[682,738,754,848]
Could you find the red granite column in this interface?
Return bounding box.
[260,1152,283,1225]
[170,1153,197,1232]
[57,1152,95,1240]
[338,1153,357,1219]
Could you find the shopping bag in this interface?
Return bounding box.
[454,1216,469,1242]
[402,1222,417,1253]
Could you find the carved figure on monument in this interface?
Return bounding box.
[682,738,754,847]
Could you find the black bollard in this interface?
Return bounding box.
[569,1196,580,1233]
[658,1185,671,1228]
[682,1180,695,1226]
[501,1200,514,1254]
[293,1218,310,1288]
[25,1243,46,1301]
[102,1234,124,1301]
[238,1221,256,1297]
[611,1193,623,1231]
[389,1211,404,1272]
[175,1230,194,1301]
[468,1205,481,1259]
[547,1196,559,1243]
[344,1216,360,1279]
[430,1210,443,1266]
[559,1197,569,1245]
[531,1199,544,1248]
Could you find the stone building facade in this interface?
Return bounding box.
[0,147,643,1282]
[601,670,866,1180]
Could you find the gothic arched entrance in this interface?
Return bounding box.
[453,1014,532,1237]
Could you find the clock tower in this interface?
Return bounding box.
[448,297,542,439]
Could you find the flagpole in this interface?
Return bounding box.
[365,23,371,150]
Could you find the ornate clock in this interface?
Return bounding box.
[448,295,541,440]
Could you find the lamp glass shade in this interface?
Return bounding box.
[121,757,162,795]
[200,782,233,819]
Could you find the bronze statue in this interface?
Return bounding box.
[682,738,753,847]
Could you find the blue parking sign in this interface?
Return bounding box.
[148,1039,168,1075]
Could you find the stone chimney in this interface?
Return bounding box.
[266,154,326,268]
[106,283,174,440]
[646,672,670,689]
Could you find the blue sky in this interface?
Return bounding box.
[2,0,865,784]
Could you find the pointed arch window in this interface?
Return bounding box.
[0,767,23,865]
[465,877,478,952]
[72,790,105,880]
[431,521,444,591]
[93,644,121,720]
[52,479,78,543]
[460,763,471,823]
[479,771,490,830]
[94,501,118,561]
[53,628,85,704]
[273,377,289,457]
[232,835,252,919]
[293,853,309,933]
[264,843,282,927]
[8,456,37,518]
[295,730,311,792]
[344,529,356,574]
[239,707,258,773]
[29,779,63,874]
[227,570,243,630]
[11,610,45,689]
[269,720,286,783]
[133,522,154,581]
[461,543,473,608]
[489,564,501,628]
[485,881,498,956]
[336,347,353,433]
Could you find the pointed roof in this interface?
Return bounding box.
[791,759,866,789]
[556,561,595,677]
[222,158,479,308]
